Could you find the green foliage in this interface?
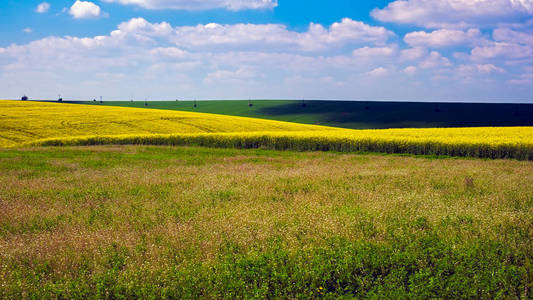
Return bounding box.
[3,235,530,299]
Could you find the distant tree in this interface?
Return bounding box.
[248,99,253,107]
[194,100,197,108]
[99,96,103,104]
[93,99,96,102]
[21,95,28,101]
[301,99,307,108]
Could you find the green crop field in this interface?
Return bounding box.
[1,145,532,298]
[76,100,533,129]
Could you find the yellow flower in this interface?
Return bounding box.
[2,100,532,160]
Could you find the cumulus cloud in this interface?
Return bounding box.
[403,66,417,75]
[404,29,483,48]
[204,66,261,84]
[457,26,533,61]
[371,0,533,28]
[69,1,101,19]
[166,18,393,51]
[1,17,532,101]
[149,47,188,58]
[23,28,33,33]
[366,67,389,77]
[0,16,390,59]
[457,64,505,77]
[471,42,533,60]
[419,51,452,69]
[352,46,397,57]
[493,27,533,45]
[0,17,395,91]
[400,47,427,61]
[91,17,392,52]
[102,0,278,11]
[114,17,173,39]
[36,2,50,13]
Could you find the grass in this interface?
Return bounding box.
[1,145,531,298]
[76,100,533,129]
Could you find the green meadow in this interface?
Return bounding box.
[1,146,531,298]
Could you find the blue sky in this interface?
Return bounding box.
[1,0,533,102]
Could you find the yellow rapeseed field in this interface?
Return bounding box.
[1,100,533,159]
[0,100,337,147]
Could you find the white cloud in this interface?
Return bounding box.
[1,17,532,101]
[204,66,260,83]
[210,51,328,72]
[167,18,393,51]
[114,17,172,38]
[149,47,188,58]
[403,66,417,75]
[400,47,427,61]
[404,29,483,48]
[102,0,278,11]
[103,18,392,53]
[471,42,533,60]
[0,17,391,80]
[508,73,533,84]
[366,67,389,77]
[299,19,394,50]
[352,46,397,57]
[457,64,505,76]
[36,2,50,13]
[419,51,452,69]
[23,28,33,33]
[493,27,533,45]
[476,64,505,73]
[69,1,101,19]
[451,27,533,61]
[371,0,533,28]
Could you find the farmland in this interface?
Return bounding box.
[78,99,533,129]
[3,0,533,297]
[1,145,532,298]
[0,99,532,298]
[2,100,533,160]
[0,100,334,148]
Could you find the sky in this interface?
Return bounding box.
[1,0,533,102]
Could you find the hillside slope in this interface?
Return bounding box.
[2,100,533,160]
[0,100,336,147]
[77,100,533,129]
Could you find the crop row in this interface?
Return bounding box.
[28,131,533,160]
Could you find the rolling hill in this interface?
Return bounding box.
[77,99,533,129]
